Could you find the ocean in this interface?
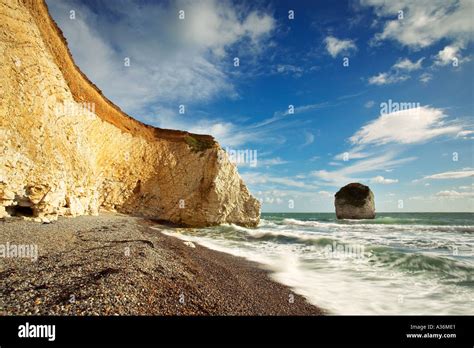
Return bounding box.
[161,212,474,315]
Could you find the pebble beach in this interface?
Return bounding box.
[0,212,323,315]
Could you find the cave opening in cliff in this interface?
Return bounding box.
[6,205,35,217]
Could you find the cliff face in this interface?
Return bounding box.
[0,0,260,226]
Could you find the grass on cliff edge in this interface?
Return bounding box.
[184,135,215,152]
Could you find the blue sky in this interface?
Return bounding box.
[46,0,474,212]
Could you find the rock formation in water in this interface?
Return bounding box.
[334,183,375,219]
[0,0,260,227]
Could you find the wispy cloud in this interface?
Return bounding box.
[334,151,370,161]
[350,107,463,146]
[318,190,333,198]
[317,105,469,187]
[419,73,433,83]
[300,131,315,148]
[257,157,289,167]
[368,57,423,85]
[274,64,304,77]
[456,130,474,139]
[144,109,256,146]
[419,169,474,180]
[241,172,319,190]
[312,152,416,186]
[368,72,409,85]
[370,176,398,184]
[144,107,286,147]
[393,57,424,71]
[436,190,474,198]
[324,36,357,58]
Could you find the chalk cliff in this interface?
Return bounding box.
[0,0,260,226]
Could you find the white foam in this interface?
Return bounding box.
[281,218,474,233]
[153,219,474,315]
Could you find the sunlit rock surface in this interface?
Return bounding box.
[0,0,260,227]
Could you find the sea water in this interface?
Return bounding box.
[160,212,474,315]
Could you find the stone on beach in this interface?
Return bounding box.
[184,241,196,248]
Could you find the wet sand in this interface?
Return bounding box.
[0,212,323,315]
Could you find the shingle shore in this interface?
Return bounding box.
[0,212,323,315]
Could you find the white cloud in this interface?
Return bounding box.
[325,106,470,189]
[361,0,473,50]
[421,169,474,180]
[318,191,333,198]
[350,106,462,146]
[255,102,331,128]
[456,130,474,139]
[254,189,336,212]
[144,107,289,147]
[419,73,433,83]
[334,151,370,161]
[257,157,288,167]
[341,153,415,175]
[312,152,416,186]
[436,190,474,198]
[275,64,304,77]
[145,110,255,146]
[434,45,460,66]
[324,36,357,58]
[188,122,248,146]
[370,175,398,184]
[368,57,424,85]
[46,0,275,115]
[289,103,331,115]
[433,44,471,66]
[241,172,319,190]
[393,57,424,71]
[368,72,409,85]
[264,197,275,204]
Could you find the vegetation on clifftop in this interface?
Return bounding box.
[184,135,215,152]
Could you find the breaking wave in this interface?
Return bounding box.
[158,212,474,314]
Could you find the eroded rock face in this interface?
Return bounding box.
[334,183,375,219]
[0,0,260,226]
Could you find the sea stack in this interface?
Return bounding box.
[334,183,375,219]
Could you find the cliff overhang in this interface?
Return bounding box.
[0,0,260,227]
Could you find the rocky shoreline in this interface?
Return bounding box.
[0,212,323,315]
